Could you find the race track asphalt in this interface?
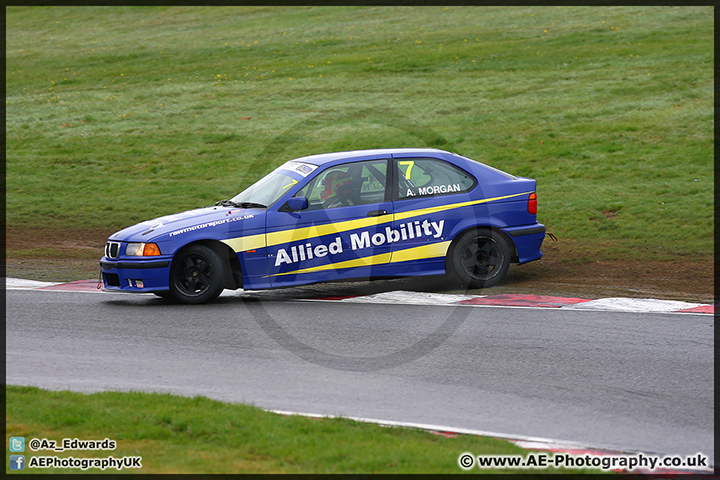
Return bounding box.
[5,289,714,464]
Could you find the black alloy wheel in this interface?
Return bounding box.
[169,245,226,304]
[450,228,511,289]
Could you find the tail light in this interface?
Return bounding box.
[528,192,537,215]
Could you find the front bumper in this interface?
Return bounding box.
[100,256,172,292]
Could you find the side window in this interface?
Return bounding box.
[397,158,476,199]
[296,159,388,209]
[358,162,387,203]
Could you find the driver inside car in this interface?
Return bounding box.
[320,170,355,208]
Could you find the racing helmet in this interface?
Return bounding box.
[320,170,353,201]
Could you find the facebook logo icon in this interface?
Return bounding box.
[10,455,25,470]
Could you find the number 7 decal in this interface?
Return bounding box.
[399,160,415,180]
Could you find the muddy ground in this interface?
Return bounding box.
[5,226,714,304]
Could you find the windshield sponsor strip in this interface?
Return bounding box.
[283,161,318,178]
[222,192,530,253]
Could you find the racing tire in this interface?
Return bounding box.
[169,245,226,304]
[449,228,511,289]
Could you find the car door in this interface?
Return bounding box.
[265,158,394,288]
[389,154,478,272]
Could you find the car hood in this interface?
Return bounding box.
[108,206,265,243]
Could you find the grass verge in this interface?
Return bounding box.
[6,385,605,474]
[5,6,714,263]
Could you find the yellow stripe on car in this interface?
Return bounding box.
[221,233,266,252]
[269,252,392,277]
[390,240,451,263]
[268,240,451,277]
[392,192,532,223]
[266,215,390,247]
[223,192,530,253]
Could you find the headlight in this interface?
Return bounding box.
[126,242,161,256]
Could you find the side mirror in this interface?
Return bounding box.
[285,196,308,211]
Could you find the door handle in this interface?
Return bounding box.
[367,210,388,217]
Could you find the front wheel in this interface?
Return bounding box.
[449,229,511,289]
[169,245,226,304]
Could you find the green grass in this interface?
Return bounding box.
[6,6,713,261]
[6,385,603,474]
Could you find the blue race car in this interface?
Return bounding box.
[100,148,545,303]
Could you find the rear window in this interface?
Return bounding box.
[397,158,476,199]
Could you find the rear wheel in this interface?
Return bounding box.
[169,245,226,304]
[449,228,511,289]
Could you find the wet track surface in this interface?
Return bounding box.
[6,288,714,464]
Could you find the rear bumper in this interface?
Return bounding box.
[501,224,545,264]
[504,224,546,237]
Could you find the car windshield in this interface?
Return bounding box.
[230,162,313,207]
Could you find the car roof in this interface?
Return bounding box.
[290,148,452,167]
